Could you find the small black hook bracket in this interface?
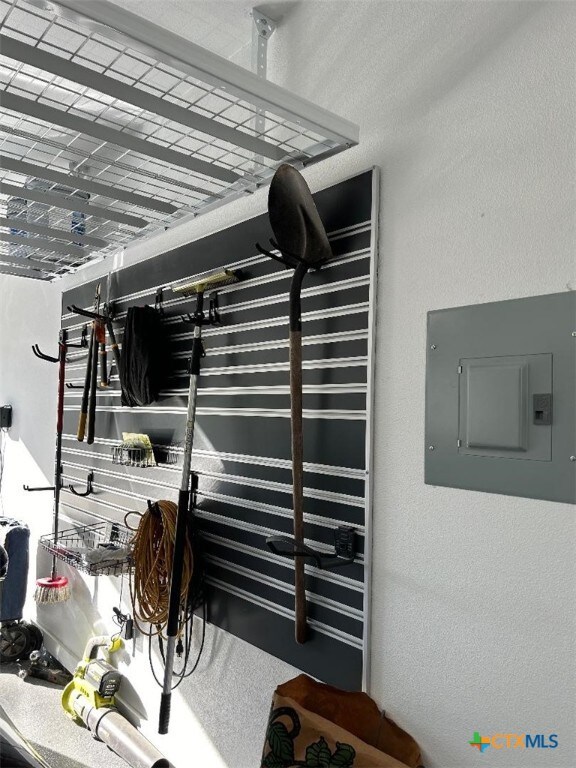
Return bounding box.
[190,472,199,510]
[256,239,327,271]
[266,526,356,570]
[180,299,220,327]
[68,471,94,497]
[104,301,116,320]
[155,287,165,316]
[147,499,161,518]
[208,293,220,324]
[66,382,84,389]
[181,312,214,328]
[65,325,88,350]
[256,239,299,269]
[23,484,55,492]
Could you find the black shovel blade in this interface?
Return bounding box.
[268,164,332,268]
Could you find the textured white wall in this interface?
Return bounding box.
[6,2,576,767]
[0,275,61,604]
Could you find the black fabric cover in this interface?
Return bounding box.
[0,521,29,622]
[119,305,167,407]
[0,543,7,578]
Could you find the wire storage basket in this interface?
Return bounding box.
[112,442,179,467]
[39,522,133,576]
[154,445,179,466]
[112,443,155,468]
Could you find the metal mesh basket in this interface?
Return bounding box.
[111,444,155,467]
[38,522,133,576]
[111,443,178,467]
[154,445,179,466]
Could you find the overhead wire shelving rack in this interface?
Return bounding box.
[0,0,359,280]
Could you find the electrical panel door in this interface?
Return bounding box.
[426,292,575,504]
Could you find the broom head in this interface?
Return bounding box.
[172,269,239,297]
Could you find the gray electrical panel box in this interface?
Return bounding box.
[425,291,575,503]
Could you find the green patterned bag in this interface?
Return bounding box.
[261,676,424,768]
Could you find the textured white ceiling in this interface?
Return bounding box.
[105,0,299,70]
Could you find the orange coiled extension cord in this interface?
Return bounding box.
[126,500,193,637]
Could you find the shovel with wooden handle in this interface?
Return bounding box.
[264,164,332,644]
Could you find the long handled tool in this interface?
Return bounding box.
[68,303,122,393]
[86,316,99,445]
[87,285,100,445]
[77,316,94,441]
[258,164,332,644]
[31,329,85,604]
[157,269,239,734]
[76,284,100,442]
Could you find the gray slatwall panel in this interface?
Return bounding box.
[60,169,375,689]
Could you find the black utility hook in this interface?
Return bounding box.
[32,328,86,363]
[68,471,94,498]
[31,344,59,363]
[266,526,356,571]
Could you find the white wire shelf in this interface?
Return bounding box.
[0,0,359,280]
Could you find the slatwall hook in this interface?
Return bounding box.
[67,304,103,321]
[190,471,199,510]
[68,471,94,497]
[66,382,84,389]
[104,300,116,320]
[155,287,165,316]
[23,484,55,492]
[147,499,161,518]
[256,240,298,269]
[266,526,356,570]
[208,293,220,324]
[31,344,59,363]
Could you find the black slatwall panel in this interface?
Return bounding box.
[61,170,376,689]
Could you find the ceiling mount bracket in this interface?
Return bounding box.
[251,10,277,79]
[251,9,277,169]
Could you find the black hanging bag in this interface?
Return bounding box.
[120,305,167,407]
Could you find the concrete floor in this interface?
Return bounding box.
[0,662,130,768]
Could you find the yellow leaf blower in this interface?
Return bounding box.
[62,636,169,768]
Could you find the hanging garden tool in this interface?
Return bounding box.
[68,297,122,395]
[87,284,101,445]
[74,284,100,442]
[97,316,108,388]
[256,164,333,644]
[154,269,239,734]
[25,328,89,604]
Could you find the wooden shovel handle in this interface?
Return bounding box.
[288,261,309,644]
[290,328,307,644]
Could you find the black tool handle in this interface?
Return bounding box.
[106,318,122,377]
[87,322,98,444]
[97,321,108,387]
[158,693,171,735]
[167,488,190,636]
